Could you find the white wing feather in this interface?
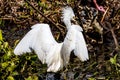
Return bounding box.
[14,24,57,63]
[61,25,89,65]
[74,29,89,61]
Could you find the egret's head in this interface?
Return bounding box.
[62,6,76,29]
[62,6,75,22]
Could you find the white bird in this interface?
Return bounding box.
[61,7,89,66]
[14,6,89,72]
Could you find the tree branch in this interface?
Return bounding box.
[24,0,65,35]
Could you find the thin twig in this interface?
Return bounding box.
[0,17,30,24]
[110,26,120,64]
[110,28,119,49]
[24,0,65,35]
[101,7,109,22]
[0,17,14,20]
[106,22,119,49]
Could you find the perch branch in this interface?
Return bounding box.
[24,0,65,35]
[110,25,120,64]
[0,17,30,24]
[106,22,119,49]
[110,28,119,50]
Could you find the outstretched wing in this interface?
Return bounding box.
[74,27,89,61]
[14,24,57,63]
[61,25,89,65]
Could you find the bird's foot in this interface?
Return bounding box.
[46,72,61,80]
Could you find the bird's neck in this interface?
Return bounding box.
[63,19,72,30]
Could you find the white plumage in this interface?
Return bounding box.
[61,25,89,66]
[14,6,89,72]
[14,24,63,72]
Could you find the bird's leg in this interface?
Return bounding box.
[46,72,61,80]
[93,0,105,12]
[46,72,56,80]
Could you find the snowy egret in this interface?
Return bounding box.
[61,6,89,66]
[14,6,89,72]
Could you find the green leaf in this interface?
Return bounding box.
[1,62,9,69]
[88,77,96,80]
[0,30,3,41]
[7,51,12,57]
[38,1,45,7]
[110,54,117,64]
[7,62,16,72]
[3,51,12,60]
[0,18,5,26]
[4,42,9,48]
[110,58,115,64]
[25,76,32,80]
[7,76,14,80]
[25,75,38,80]
[12,71,19,76]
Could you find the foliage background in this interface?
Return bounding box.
[0,0,120,80]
